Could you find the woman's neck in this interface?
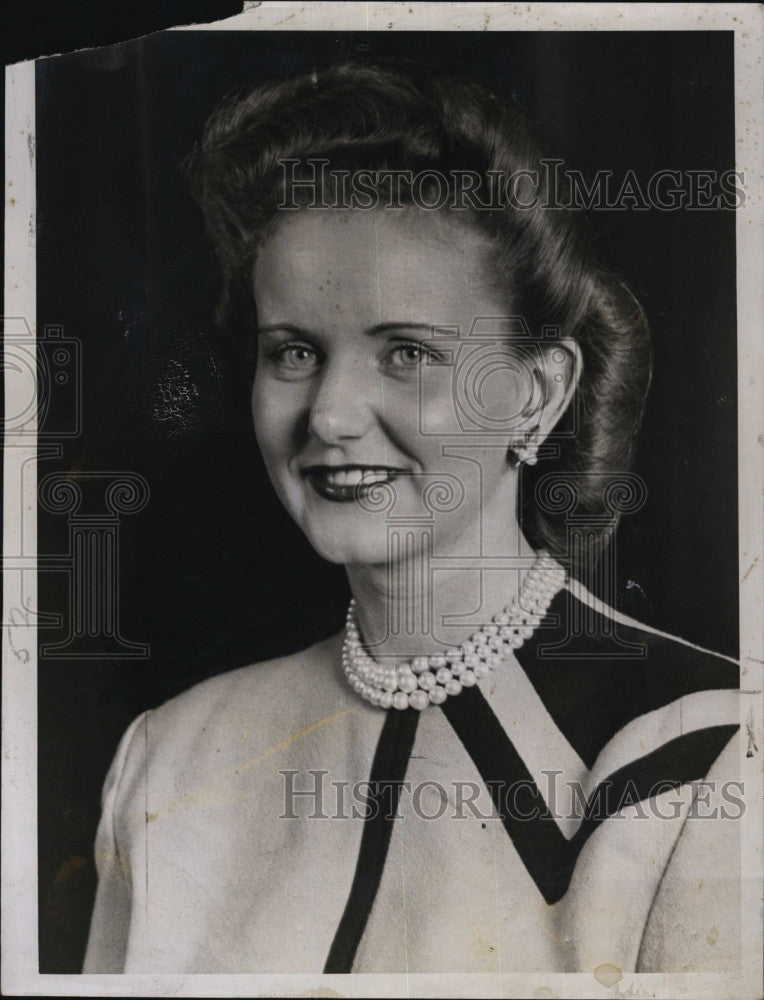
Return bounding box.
[345,530,539,663]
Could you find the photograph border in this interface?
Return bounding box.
[3,3,762,997]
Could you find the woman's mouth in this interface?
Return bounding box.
[304,465,406,502]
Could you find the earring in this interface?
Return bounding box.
[516,442,539,466]
[508,443,538,467]
[508,426,540,467]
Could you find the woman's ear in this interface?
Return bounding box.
[535,339,583,440]
[508,340,582,466]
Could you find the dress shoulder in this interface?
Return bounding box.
[514,578,740,775]
[109,631,344,810]
[637,729,742,971]
[154,631,340,720]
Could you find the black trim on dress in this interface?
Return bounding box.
[442,685,737,903]
[323,706,420,973]
[516,589,739,768]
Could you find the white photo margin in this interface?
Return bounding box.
[3,3,762,998]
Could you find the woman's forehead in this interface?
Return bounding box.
[252,208,504,323]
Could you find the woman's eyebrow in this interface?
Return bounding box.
[256,322,444,338]
[255,323,315,337]
[365,322,435,337]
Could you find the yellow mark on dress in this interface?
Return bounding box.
[231,708,356,777]
[594,962,623,987]
[145,707,356,824]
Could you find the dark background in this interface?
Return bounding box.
[30,29,737,971]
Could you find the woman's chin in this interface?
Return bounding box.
[306,533,389,567]
[296,516,393,567]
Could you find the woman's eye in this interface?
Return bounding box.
[272,343,319,370]
[387,342,439,369]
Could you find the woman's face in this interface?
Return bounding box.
[251,208,542,566]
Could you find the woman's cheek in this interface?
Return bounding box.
[252,389,294,455]
[409,375,462,437]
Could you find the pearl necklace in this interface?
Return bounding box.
[342,551,566,711]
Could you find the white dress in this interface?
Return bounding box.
[83,580,740,974]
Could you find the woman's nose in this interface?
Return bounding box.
[308,361,375,443]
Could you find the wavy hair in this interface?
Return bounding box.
[184,60,652,563]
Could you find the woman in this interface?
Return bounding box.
[84,61,740,975]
